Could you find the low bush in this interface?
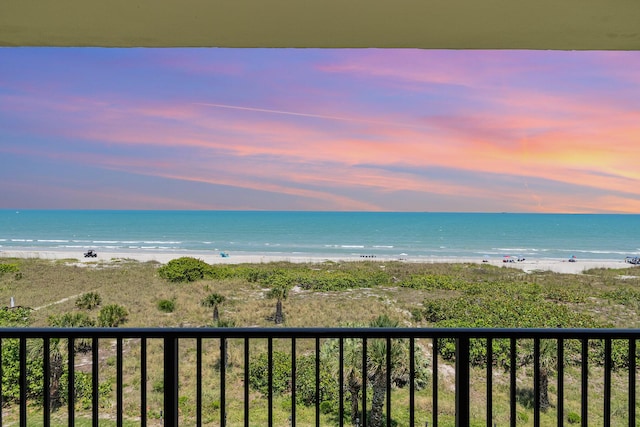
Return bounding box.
[0,306,31,326]
[601,287,640,308]
[98,304,128,327]
[417,284,601,366]
[248,351,338,406]
[0,263,19,275]
[75,292,102,310]
[567,411,580,424]
[157,298,176,313]
[48,312,95,327]
[249,351,292,395]
[158,257,214,282]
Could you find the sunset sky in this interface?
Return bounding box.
[1,48,639,212]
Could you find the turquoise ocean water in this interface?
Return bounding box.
[0,210,639,261]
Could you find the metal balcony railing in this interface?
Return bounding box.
[0,327,638,426]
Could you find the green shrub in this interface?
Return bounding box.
[591,339,640,370]
[1,338,43,403]
[98,304,128,327]
[420,288,601,366]
[517,411,529,423]
[214,319,236,327]
[400,274,464,290]
[567,411,580,424]
[544,288,587,303]
[0,307,31,326]
[248,351,338,406]
[249,351,292,395]
[157,298,176,313]
[75,292,102,310]
[152,379,164,393]
[158,257,214,282]
[48,312,95,327]
[0,263,19,275]
[294,354,338,406]
[260,268,390,291]
[60,372,112,410]
[601,288,640,308]
[320,400,334,414]
[209,399,220,411]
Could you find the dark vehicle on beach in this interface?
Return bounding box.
[84,250,97,258]
[625,256,640,265]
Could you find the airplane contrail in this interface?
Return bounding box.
[193,102,426,129]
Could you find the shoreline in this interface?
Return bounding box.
[0,248,635,275]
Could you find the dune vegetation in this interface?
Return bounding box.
[1,257,640,426]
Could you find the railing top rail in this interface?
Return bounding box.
[0,327,639,339]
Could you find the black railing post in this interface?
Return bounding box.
[557,338,564,427]
[409,338,415,427]
[339,338,344,427]
[433,338,438,427]
[510,338,516,427]
[386,337,392,427]
[141,338,147,427]
[291,338,297,427]
[362,338,368,427]
[43,337,51,427]
[581,339,588,427]
[455,337,470,427]
[315,337,320,427]
[244,338,250,427]
[629,338,636,427]
[20,337,27,427]
[164,337,179,427]
[68,337,75,427]
[117,338,123,427]
[0,339,3,427]
[486,338,492,427]
[92,338,99,427]
[268,338,273,427]
[196,338,202,427]
[220,337,227,427]
[604,339,611,427]
[534,339,540,427]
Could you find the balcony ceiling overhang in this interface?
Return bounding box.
[1,0,640,50]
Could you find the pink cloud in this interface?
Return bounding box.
[4,48,640,213]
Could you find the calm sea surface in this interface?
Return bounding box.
[1,210,639,261]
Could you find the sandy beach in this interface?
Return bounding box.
[0,248,634,275]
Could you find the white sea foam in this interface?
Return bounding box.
[1,211,638,262]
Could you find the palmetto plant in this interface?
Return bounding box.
[201,293,226,323]
[367,315,407,427]
[28,338,65,411]
[266,279,291,324]
[520,338,557,411]
[321,315,430,427]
